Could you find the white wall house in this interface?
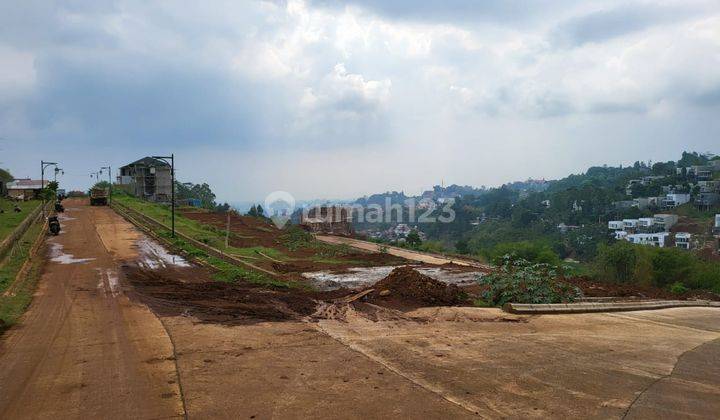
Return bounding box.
[614,230,628,240]
[623,219,638,230]
[662,193,691,207]
[625,232,669,247]
[637,218,655,229]
[675,232,692,250]
[608,221,625,230]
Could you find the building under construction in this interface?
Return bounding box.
[300,205,353,236]
[117,157,172,202]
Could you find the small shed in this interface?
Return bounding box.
[5,179,48,200]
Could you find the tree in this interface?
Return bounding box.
[174,181,217,209]
[455,239,469,254]
[247,205,258,217]
[256,204,265,217]
[406,230,422,248]
[0,168,12,184]
[215,202,231,213]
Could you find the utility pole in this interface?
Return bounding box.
[41,160,58,218]
[225,211,230,248]
[152,154,175,237]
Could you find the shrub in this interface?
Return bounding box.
[594,242,638,283]
[488,241,561,267]
[593,241,720,292]
[669,281,689,295]
[478,257,581,306]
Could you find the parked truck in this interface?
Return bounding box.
[89,187,109,206]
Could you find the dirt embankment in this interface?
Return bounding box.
[179,210,406,273]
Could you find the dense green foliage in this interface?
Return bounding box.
[477,258,581,306]
[486,241,561,266]
[594,241,720,293]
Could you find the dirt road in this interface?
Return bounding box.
[0,199,184,419]
[315,235,491,269]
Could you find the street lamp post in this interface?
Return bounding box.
[53,167,64,182]
[100,166,111,204]
[151,154,175,237]
[41,160,58,217]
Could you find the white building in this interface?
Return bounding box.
[623,219,639,230]
[608,221,624,230]
[637,218,655,229]
[662,193,691,208]
[614,230,628,240]
[675,232,692,250]
[625,232,669,247]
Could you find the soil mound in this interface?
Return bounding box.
[125,267,319,324]
[366,266,463,309]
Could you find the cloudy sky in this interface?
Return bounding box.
[1,0,719,202]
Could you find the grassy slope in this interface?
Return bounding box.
[114,195,299,288]
[114,195,288,257]
[0,199,41,242]
[0,221,44,331]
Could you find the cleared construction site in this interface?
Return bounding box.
[1,197,719,419]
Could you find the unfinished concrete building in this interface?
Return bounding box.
[117,157,172,202]
[300,205,353,236]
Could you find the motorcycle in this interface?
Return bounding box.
[54,202,65,213]
[48,216,61,235]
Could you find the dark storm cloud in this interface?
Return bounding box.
[25,53,282,148]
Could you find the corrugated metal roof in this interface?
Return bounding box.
[6,179,48,189]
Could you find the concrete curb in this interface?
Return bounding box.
[503,300,720,314]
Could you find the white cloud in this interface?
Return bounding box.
[1,0,719,199]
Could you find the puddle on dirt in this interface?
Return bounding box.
[136,238,190,269]
[57,214,76,221]
[48,242,95,265]
[302,265,483,291]
[96,268,120,297]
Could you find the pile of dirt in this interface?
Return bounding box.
[364,266,464,309]
[124,266,322,324]
[566,276,720,302]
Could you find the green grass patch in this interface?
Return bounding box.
[0,199,41,242]
[228,246,287,261]
[0,221,44,332]
[156,228,298,289]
